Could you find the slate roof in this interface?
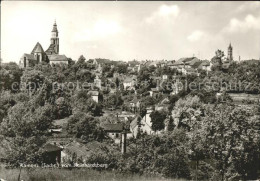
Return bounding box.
[88,90,99,96]
[197,60,210,69]
[48,54,68,62]
[45,44,57,55]
[192,61,203,69]
[173,57,200,66]
[31,42,44,54]
[43,143,62,152]
[102,123,124,132]
[130,115,142,130]
[21,53,36,61]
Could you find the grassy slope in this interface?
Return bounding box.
[0,167,186,181]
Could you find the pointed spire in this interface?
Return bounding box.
[229,42,232,48]
[52,19,58,32]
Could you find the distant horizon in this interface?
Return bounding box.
[1,1,260,63]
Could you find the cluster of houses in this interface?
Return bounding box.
[19,21,237,165]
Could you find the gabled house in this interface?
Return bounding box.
[129,97,140,113]
[162,74,168,80]
[123,77,136,90]
[181,67,199,76]
[94,76,102,89]
[149,87,160,97]
[42,143,63,165]
[197,60,211,71]
[130,108,154,137]
[88,90,99,103]
[101,123,132,143]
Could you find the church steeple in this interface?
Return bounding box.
[46,20,59,54]
[227,42,233,61]
[52,20,58,33]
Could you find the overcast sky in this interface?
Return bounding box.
[1,1,260,63]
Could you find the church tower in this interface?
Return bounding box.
[227,43,233,61]
[46,20,59,55]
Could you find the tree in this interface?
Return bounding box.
[20,69,45,94]
[0,100,54,166]
[116,64,128,74]
[167,116,175,131]
[78,55,86,63]
[202,104,260,180]
[150,110,166,132]
[72,90,103,116]
[106,93,123,108]
[66,112,104,141]
[115,77,120,88]
[0,62,22,92]
[211,49,225,71]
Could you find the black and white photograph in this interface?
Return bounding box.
[0,1,260,180]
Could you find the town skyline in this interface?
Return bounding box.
[1,1,260,63]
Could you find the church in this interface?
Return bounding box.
[19,21,68,68]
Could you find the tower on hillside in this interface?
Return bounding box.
[46,20,59,55]
[227,43,233,61]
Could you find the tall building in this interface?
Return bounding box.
[46,20,59,55]
[227,43,233,61]
[19,20,68,68]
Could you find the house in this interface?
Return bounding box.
[118,111,136,120]
[155,97,170,111]
[129,97,140,113]
[130,108,154,137]
[198,60,211,71]
[113,72,120,78]
[123,77,136,90]
[171,81,182,95]
[181,67,199,76]
[94,76,102,89]
[149,87,160,97]
[101,123,132,144]
[166,60,176,69]
[42,143,62,165]
[162,74,168,80]
[88,90,99,103]
[130,115,142,138]
[169,57,201,70]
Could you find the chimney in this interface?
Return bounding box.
[121,128,126,154]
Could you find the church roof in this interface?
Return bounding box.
[45,44,57,55]
[31,42,44,54]
[47,54,68,62]
[21,53,36,61]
